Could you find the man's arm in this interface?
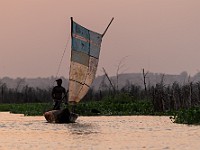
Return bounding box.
[52,87,55,99]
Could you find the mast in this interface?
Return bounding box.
[102,17,114,37]
[70,17,73,37]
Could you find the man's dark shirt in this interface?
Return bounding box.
[52,86,66,101]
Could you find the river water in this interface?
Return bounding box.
[0,112,200,150]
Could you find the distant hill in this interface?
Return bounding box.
[1,71,200,91]
[92,71,192,91]
[0,76,68,90]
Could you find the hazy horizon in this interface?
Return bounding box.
[1,0,200,78]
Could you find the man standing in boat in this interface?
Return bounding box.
[52,78,68,110]
[44,78,77,123]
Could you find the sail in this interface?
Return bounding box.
[68,18,103,103]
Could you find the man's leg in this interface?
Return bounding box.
[53,101,61,110]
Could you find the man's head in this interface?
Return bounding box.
[56,79,62,86]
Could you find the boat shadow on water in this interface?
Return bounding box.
[67,121,100,135]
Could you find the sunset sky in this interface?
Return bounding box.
[1,0,200,78]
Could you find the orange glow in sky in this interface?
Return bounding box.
[1,0,200,78]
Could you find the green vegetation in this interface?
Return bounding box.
[0,92,175,117]
[0,103,52,116]
[0,93,199,125]
[76,94,154,116]
[1,77,200,124]
[171,107,200,125]
[0,94,154,116]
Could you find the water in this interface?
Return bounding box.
[0,112,200,150]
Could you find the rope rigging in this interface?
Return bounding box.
[55,34,70,78]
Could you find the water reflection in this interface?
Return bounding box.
[67,121,100,135]
[1,113,200,150]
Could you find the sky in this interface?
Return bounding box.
[1,0,200,78]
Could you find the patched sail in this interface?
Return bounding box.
[68,18,103,103]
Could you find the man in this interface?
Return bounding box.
[52,79,68,110]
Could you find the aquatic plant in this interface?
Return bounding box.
[172,107,200,124]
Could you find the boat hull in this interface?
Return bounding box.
[44,108,78,123]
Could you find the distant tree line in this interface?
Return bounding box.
[83,69,200,113]
[1,73,200,113]
[0,81,51,103]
